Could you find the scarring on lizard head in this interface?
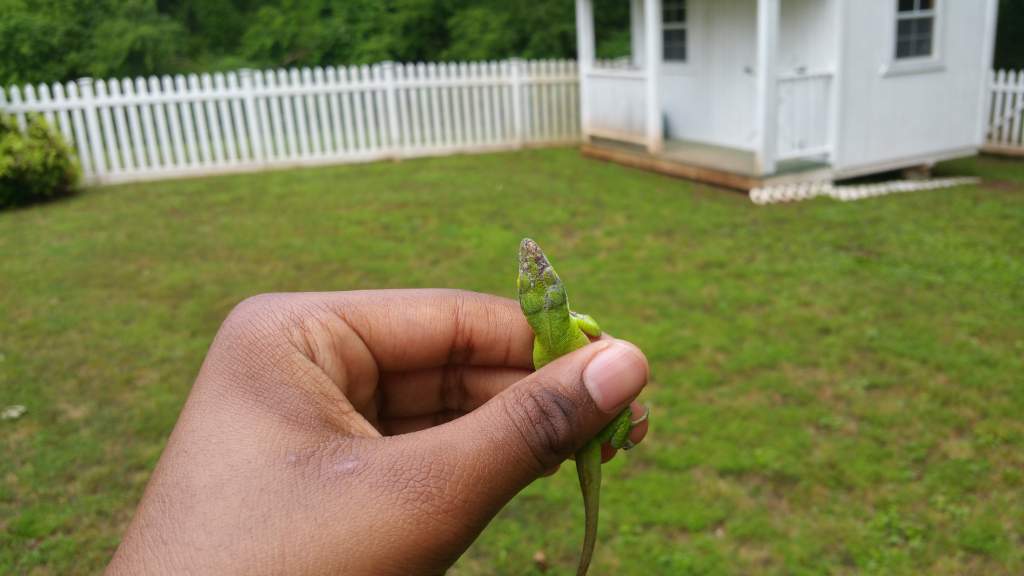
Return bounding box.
[516,238,647,576]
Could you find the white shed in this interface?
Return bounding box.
[576,0,1001,189]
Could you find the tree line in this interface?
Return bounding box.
[0,0,1020,87]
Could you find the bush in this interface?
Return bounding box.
[0,114,80,209]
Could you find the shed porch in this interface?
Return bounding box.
[577,0,840,190]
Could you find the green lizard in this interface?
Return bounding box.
[516,238,647,576]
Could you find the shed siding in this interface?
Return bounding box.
[836,0,990,172]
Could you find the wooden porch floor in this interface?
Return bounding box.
[582,137,832,191]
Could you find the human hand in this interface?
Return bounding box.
[107,290,649,575]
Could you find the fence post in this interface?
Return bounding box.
[239,69,264,163]
[78,78,107,176]
[382,61,401,155]
[510,58,524,147]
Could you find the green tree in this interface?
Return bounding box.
[0,0,184,85]
[995,0,1024,70]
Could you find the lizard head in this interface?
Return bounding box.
[517,238,567,317]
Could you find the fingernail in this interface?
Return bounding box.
[583,341,648,413]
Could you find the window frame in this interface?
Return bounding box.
[662,0,688,65]
[883,0,946,77]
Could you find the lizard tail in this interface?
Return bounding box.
[575,442,602,576]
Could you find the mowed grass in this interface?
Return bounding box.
[1,149,1022,575]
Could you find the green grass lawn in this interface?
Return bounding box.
[1,149,1022,575]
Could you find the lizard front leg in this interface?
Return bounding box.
[570,311,601,339]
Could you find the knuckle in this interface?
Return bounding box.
[225,293,286,326]
[219,293,291,344]
[505,383,584,471]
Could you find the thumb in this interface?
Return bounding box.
[412,339,648,523]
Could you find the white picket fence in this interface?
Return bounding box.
[0,59,579,184]
[986,69,1024,154]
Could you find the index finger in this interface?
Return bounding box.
[296,289,536,371]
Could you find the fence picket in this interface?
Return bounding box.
[121,79,145,170]
[325,67,343,153]
[313,68,330,156]
[276,70,296,159]
[152,77,171,167]
[199,74,223,165]
[81,79,108,175]
[433,63,447,147]
[260,71,279,158]
[299,69,318,157]
[991,70,1007,142]
[186,75,209,165]
[1008,71,1020,145]
[451,63,466,146]
[67,82,95,177]
[560,60,573,140]
[160,76,184,167]
[224,72,244,162]
[543,60,555,142]
[108,80,134,172]
[405,64,421,148]
[353,66,370,152]
[498,61,511,142]
[466,62,479,145]
[481,62,495,144]
[8,86,25,131]
[138,78,162,168]
[36,84,55,129]
[1010,72,1024,146]
[173,76,198,167]
[425,63,440,148]
[372,64,388,152]
[999,71,1014,144]
[51,84,75,151]
[339,67,357,152]
[291,69,310,157]
[361,65,379,152]
[94,80,121,173]
[22,84,38,127]
[255,71,272,163]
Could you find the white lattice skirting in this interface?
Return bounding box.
[749,177,981,205]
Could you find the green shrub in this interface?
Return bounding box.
[0,114,81,209]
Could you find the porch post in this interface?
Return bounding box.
[643,0,663,154]
[631,0,645,68]
[576,0,595,141]
[975,0,1000,146]
[754,0,780,175]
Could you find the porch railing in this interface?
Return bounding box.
[583,66,648,145]
[776,71,833,162]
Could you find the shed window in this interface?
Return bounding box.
[895,0,936,59]
[663,0,687,62]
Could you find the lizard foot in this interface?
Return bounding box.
[630,405,650,426]
[620,406,650,451]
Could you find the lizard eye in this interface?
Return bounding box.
[545,285,566,307]
[519,292,544,315]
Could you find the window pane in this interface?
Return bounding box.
[898,0,915,12]
[895,16,933,59]
[663,0,686,24]
[896,39,913,59]
[918,0,934,10]
[914,17,933,36]
[663,29,687,62]
[897,19,914,38]
[913,37,932,56]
